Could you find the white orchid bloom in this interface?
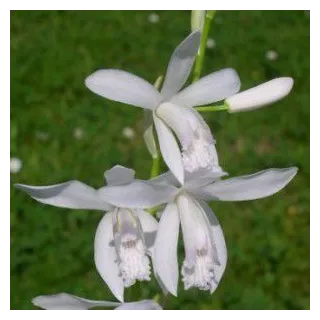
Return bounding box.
[112,166,298,296]
[226,77,294,112]
[32,293,162,310]
[85,32,241,184]
[15,165,178,302]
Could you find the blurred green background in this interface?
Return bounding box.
[10,11,310,310]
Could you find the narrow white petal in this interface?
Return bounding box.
[198,201,227,293]
[98,180,178,208]
[135,209,158,251]
[198,167,298,201]
[15,181,111,211]
[154,203,180,296]
[226,77,294,112]
[153,115,184,184]
[32,293,120,310]
[94,213,124,302]
[143,110,158,159]
[151,171,180,187]
[115,300,162,310]
[85,69,161,110]
[161,32,201,100]
[171,68,241,107]
[104,165,135,186]
[185,167,228,191]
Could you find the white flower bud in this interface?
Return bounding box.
[226,77,294,113]
[191,10,206,32]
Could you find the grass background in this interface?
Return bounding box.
[10,10,310,310]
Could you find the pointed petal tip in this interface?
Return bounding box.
[287,166,298,179]
[178,31,201,58]
[115,293,124,303]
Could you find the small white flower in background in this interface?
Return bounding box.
[73,127,84,140]
[35,131,49,141]
[32,293,161,310]
[15,165,177,302]
[122,127,135,140]
[226,77,294,113]
[206,38,216,49]
[10,157,22,174]
[148,13,159,24]
[112,166,297,296]
[265,49,278,61]
[85,32,241,184]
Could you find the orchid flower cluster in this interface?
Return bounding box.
[15,11,297,310]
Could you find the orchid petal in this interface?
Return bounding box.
[32,293,120,310]
[157,103,219,174]
[135,209,158,250]
[153,114,184,184]
[115,300,162,310]
[143,110,158,158]
[15,181,111,211]
[136,207,170,295]
[171,68,241,107]
[161,32,201,100]
[94,213,124,302]
[154,203,180,296]
[151,171,180,187]
[197,167,298,201]
[185,168,228,191]
[98,179,178,209]
[85,69,161,110]
[177,193,223,292]
[156,102,197,147]
[198,201,227,293]
[104,165,135,186]
[177,194,205,263]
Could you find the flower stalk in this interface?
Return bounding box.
[150,154,161,178]
[195,104,228,113]
[192,10,216,83]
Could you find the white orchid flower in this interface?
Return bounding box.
[15,165,178,302]
[32,293,161,310]
[110,166,298,296]
[85,32,241,184]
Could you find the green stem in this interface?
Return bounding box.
[150,155,160,178]
[195,104,228,112]
[192,10,216,83]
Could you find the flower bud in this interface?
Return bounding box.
[226,77,294,113]
[191,10,206,32]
